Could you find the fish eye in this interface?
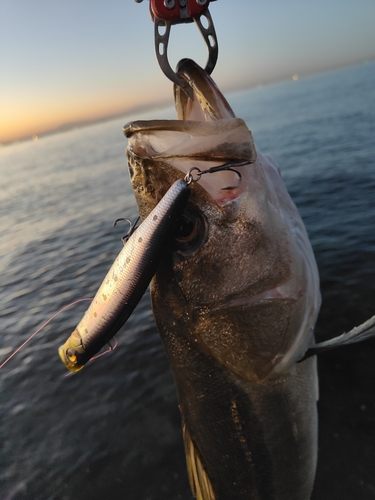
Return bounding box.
[173,206,207,254]
[177,214,196,239]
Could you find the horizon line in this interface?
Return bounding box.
[1,57,374,149]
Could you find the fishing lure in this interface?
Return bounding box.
[59,179,190,372]
[58,160,252,372]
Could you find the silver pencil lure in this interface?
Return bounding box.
[59,179,190,372]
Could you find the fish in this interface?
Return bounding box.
[124,58,321,499]
[58,179,190,372]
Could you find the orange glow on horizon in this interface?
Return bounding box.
[1,85,170,144]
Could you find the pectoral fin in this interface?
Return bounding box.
[301,314,375,361]
[183,421,216,500]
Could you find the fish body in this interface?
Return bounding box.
[124,59,320,499]
[59,179,190,371]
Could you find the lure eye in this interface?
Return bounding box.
[66,349,78,364]
[173,206,207,254]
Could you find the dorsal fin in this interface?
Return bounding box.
[182,421,216,500]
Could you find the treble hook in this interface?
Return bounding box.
[113,216,140,244]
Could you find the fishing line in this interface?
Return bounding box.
[0,298,93,369]
[90,338,118,361]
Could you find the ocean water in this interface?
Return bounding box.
[1,61,375,500]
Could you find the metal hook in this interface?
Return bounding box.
[184,161,251,188]
[113,216,140,243]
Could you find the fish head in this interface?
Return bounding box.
[124,59,320,382]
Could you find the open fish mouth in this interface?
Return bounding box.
[124,59,257,206]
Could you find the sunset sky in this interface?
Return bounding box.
[1,0,375,144]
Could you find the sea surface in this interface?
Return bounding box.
[1,61,375,500]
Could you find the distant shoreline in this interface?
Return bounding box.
[2,58,374,149]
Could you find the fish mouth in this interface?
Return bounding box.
[124,59,257,206]
[173,58,236,122]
